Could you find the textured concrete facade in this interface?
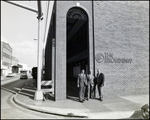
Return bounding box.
[51,1,149,101]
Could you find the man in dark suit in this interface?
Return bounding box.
[86,70,94,100]
[96,69,105,101]
[93,75,97,98]
[77,69,87,102]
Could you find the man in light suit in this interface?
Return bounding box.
[86,70,94,100]
[96,69,105,101]
[77,69,87,102]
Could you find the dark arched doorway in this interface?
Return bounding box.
[66,7,89,99]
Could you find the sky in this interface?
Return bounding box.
[1,1,42,68]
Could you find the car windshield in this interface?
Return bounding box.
[21,73,27,75]
[20,71,27,74]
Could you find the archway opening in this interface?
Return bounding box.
[66,7,89,98]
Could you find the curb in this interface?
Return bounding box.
[13,94,88,118]
[13,93,135,119]
[12,93,137,119]
[88,111,135,119]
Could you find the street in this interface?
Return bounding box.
[1,75,148,119]
[1,75,69,119]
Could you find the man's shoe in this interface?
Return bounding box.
[79,100,84,103]
[100,98,103,101]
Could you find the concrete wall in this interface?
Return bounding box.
[94,1,149,97]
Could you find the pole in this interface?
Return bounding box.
[3,0,44,100]
[34,0,43,100]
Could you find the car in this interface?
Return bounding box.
[6,73,15,77]
[141,103,149,119]
[20,73,28,79]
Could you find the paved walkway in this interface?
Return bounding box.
[12,79,149,119]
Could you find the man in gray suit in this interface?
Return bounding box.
[77,69,87,102]
[86,70,94,100]
[97,69,105,101]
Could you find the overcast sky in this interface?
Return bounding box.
[1,1,42,68]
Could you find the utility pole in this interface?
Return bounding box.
[3,0,44,100]
[34,1,43,100]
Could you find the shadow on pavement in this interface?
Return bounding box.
[67,95,79,102]
[129,110,143,119]
[1,79,31,94]
[67,80,80,102]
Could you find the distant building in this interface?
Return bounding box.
[12,56,19,65]
[18,63,28,70]
[18,63,29,74]
[1,41,20,75]
[11,56,20,73]
[1,41,12,76]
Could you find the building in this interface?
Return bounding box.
[11,56,19,73]
[41,1,149,101]
[1,41,20,75]
[12,56,19,65]
[18,63,29,73]
[1,41,13,76]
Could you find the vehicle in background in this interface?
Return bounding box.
[32,67,37,79]
[6,73,15,77]
[141,103,149,119]
[20,70,28,79]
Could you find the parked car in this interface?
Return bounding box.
[141,103,149,119]
[20,73,28,79]
[6,73,15,77]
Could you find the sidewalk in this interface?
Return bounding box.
[13,79,149,119]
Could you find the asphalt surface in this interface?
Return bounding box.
[1,75,149,119]
[1,75,69,119]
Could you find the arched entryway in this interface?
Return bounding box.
[66,7,89,99]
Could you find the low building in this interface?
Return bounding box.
[18,63,29,74]
[11,56,20,73]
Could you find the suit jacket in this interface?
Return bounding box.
[77,73,87,87]
[97,73,105,86]
[87,74,94,86]
[94,76,97,85]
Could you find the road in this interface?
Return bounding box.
[1,75,68,119]
[2,75,147,119]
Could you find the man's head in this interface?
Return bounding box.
[81,69,85,74]
[97,69,101,74]
[90,70,92,74]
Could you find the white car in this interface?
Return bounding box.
[6,73,15,77]
[20,73,28,79]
